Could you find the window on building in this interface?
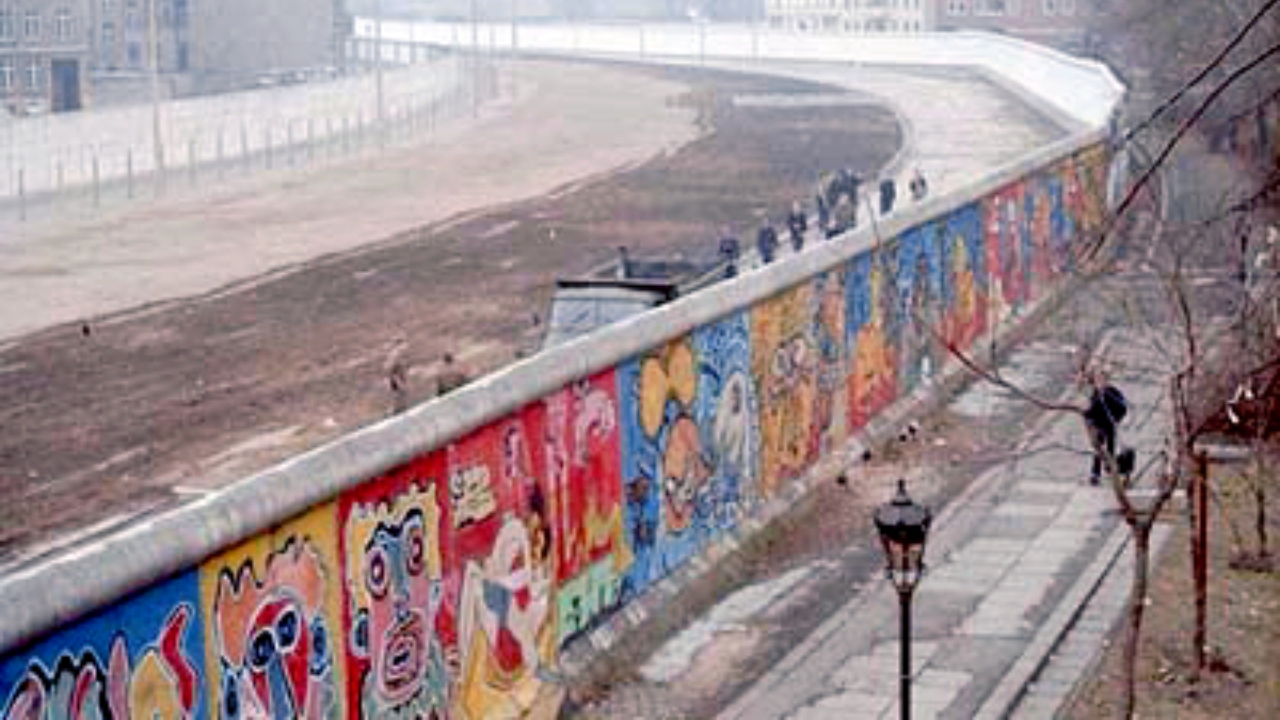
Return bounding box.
[24,10,41,40]
[102,22,116,65]
[178,41,189,71]
[1042,0,1057,14]
[975,0,1012,15]
[26,62,42,91]
[0,59,13,91]
[128,42,141,67]
[947,0,970,15]
[0,10,13,41]
[55,9,74,40]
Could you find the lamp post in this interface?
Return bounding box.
[874,479,932,720]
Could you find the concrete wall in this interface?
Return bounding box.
[0,139,1114,719]
[1,56,463,199]
[0,25,1123,720]
[365,20,1123,130]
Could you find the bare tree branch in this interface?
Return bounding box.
[1122,0,1280,143]
[1087,41,1280,264]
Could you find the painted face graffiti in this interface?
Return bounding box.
[345,484,448,718]
[213,540,333,720]
[660,415,712,533]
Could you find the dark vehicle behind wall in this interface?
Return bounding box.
[540,250,728,350]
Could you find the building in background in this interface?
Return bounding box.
[91,0,349,105]
[192,0,346,93]
[765,0,932,33]
[1,0,93,115]
[932,0,1092,51]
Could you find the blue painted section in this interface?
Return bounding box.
[0,572,205,719]
[617,312,757,600]
[896,223,945,392]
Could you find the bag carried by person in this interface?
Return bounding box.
[1102,384,1128,424]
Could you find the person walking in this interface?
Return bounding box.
[909,167,929,202]
[757,217,779,264]
[879,177,897,215]
[786,200,807,252]
[1083,369,1127,485]
[719,226,741,278]
[384,335,410,415]
[437,352,470,396]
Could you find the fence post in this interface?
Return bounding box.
[240,123,250,173]
[17,168,24,222]
[127,150,134,199]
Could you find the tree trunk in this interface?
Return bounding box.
[1124,522,1153,720]
[1193,453,1209,676]
[1257,485,1269,557]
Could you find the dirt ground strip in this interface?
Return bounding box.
[0,63,902,563]
[1063,467,1280,719]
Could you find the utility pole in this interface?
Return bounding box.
[14,0,27,117]
[148,0,165,194]
[374,0,384,129]
[470,0,478,117]
[510,0,518,96]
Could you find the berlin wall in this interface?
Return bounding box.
[0,56,465,200]
[0,24,1123,720]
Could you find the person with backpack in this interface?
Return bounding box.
[1083,369,1128,485]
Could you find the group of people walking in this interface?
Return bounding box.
[717,166,930,277]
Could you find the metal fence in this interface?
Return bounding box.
[0,53,502,223]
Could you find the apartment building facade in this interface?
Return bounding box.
[933,0,1093,50]
[765,0,932,33]
[1,0,93,114]
[90,0,346,103]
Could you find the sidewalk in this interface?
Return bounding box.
[716,322,1174,720]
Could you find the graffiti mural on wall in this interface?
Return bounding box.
[441,418,561,719]
[0,144,1117,720]
[896,225,945,394]
[542,374,628,646]
[0,575,203,720]
[619,312,758,597]
[985,182,1031,324]
[340,465,451,719]
[1065,146,1109,237]
[938,204,988,354]
[201,506,343,720]
[846,250,898,432]
[752,286,825,494]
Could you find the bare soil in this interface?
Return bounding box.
[0,63,900,564]
[1062,466,1280,719]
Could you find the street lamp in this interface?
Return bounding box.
[874,479,932,720]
